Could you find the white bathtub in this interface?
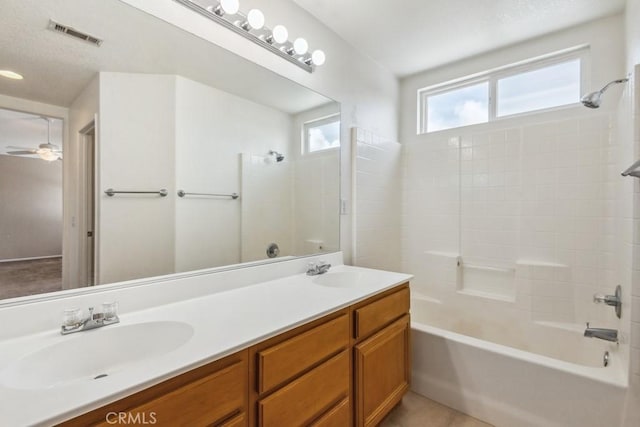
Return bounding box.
[410,295,628,427]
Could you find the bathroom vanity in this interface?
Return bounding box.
[60,284,410,427]
[0,255,411,427]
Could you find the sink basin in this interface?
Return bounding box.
[312,271,365,288]
[0,321,194,390]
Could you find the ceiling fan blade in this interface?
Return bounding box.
[7,150,37,155]
[7,145,35,151]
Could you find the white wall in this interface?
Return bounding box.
[98,73,176,284]
[175,77,292,270]
[119,0,400,263]
[0,156,62,260]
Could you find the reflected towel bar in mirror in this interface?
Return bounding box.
[177,190,239,200]
[104,188,169,197]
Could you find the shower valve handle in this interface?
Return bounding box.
[592,285,622,319]
[593,294,618,306]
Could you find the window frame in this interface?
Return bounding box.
[302,113,341,155]
[418,46,589,134]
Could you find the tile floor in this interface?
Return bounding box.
[380,392,492,427]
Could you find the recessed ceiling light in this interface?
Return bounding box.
[0,70,23,80]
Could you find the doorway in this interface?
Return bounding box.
[0,108,64,298]
[79,122,96,286]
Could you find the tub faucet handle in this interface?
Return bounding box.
[592,285,622,319]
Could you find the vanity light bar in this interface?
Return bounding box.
[173,0,324,73]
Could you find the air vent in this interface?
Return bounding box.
[48,19,103,46]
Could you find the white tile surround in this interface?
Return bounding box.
[352,128,402,271]
[629,64,640,413]
[402,111,626,330]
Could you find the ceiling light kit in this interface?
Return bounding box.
[173,0,325,72]
[7,117,62,162]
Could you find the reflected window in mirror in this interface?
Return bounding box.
[303,114,340,154]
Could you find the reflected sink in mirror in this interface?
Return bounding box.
[312,271,365,288]
[0,321,194,390]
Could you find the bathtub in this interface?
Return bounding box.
[410,295,628,427]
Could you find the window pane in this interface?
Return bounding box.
[497,59,580,117]
[427,82,489,132]
[307,119,340,152]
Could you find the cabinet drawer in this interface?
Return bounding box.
[310,398,350,427]
[127,358,246,427]
[257,313,348,394]
[258,350,350,427]
[221,412,246,427]
[354,286,409,339]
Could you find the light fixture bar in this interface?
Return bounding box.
[173,0,315,73]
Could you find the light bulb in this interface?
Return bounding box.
[0,70,23,80]
[311,49,326,66]
[38,150,59,162]
[247,9,264,30]
[293,38,308,55]
[272,25,288,44]
[220,0,239,15]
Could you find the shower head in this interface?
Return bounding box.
[269,150,284,162]
[581,78,629,109]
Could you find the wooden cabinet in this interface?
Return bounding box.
[249,310,351,427]
[353,285,411,427]
[258,350,350,426]
[256,313,349,395]
[60,350,249,427]
[354,315,410,427]
[62,283,410,427]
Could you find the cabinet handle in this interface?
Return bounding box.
[354,311,359,340]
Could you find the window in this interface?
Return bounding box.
[496,59,580,117]
[419,49,585,133]
[426,82,489,132]
[303,114,340,154]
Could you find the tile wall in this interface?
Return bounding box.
[402,110,624,329]
[352,128,402,271]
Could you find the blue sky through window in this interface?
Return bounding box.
[497,59,580,117]
[427,82,489,132]
[308,119,340,152]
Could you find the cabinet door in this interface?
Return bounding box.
[354,315,410,427]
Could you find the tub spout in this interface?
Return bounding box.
[584,323,618,343]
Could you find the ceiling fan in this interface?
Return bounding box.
[6,117,62,161]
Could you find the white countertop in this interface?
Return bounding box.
[0,263,412,426]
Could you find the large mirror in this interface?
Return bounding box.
[0,0,340,301]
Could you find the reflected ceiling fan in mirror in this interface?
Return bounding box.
[7,117,62,161]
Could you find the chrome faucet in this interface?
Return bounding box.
[61,304,119,335]
[584,323,618,343]
[306,260,331,276]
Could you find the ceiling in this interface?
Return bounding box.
[292,0,626,77]
[0,0,330,114]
